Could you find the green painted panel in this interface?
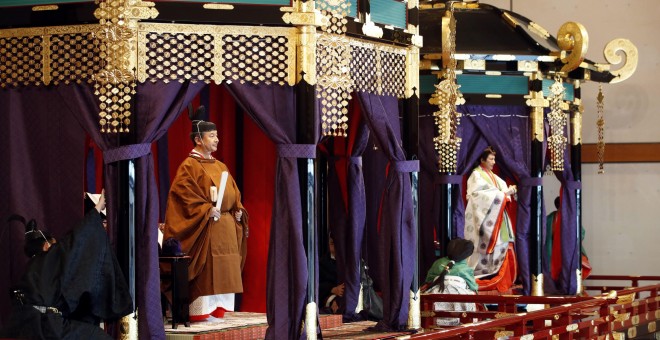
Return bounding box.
[370,0,406,28]
[457,75,529,95]
[420,75,437,95]
[542,79,575,101]
[421,74,529,95]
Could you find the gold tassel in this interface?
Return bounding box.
[596,85,605,174]
[548,74,567,171]
[432,4,464,173]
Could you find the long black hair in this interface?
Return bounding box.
[474,146,497,170]
[426,238,474,292]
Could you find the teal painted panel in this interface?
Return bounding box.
[420,75,438,95]
[316,0,357,17]
[457,75,529,95]
[370,0,406,28]
[542,79,575,101]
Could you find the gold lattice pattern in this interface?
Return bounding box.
[320,10,349,35]
[143,32,214,82]
[138,26,293,86]
[50,33,101,85]
[0,36,44,88]
[596,85,605,174]
[350,41,407,98]
[317,32,352,137]
[548,75,567,171]
[93,0,138,133]
[317,0,352,17]
[222,34,290,85]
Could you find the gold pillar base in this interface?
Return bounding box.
[531,273,544,296]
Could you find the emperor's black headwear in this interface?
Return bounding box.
[8,214,53,257]
[188,105,216,144]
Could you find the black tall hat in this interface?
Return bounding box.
[446,238,474,262]
[189,105,216,135]
[85,192,106,219]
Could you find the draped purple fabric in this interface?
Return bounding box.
[324,108,370,321]
[58,81,204,339]
[450,105,534,295]
[356,92,417,330]
[225,82,319,339]
[418,105,442,275]
[549,141,580,295]
[0,87,86,327]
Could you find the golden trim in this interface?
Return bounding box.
[649,321,656,333]
[556,21,589,73]
[531,273,544,296]
[571,105,582,146]
[420,310,436,317]
[41,35,52,86]
[631,315,639,326]
[406,46,420,99]
[627,326,636,338]
[485,94,502,98]
[575,268,583,297]
[603,38,638,84]
[202,4,234,10]
[596,85,605,173]
[527,83,547,143]
[0,24,100,38]
[32,5,58,11]
[528,22,550,39]
[566,324,578,332]
[494,330,514,338]
[119,312,138,340]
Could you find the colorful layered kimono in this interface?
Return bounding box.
[464,166,516,292]
[164,152,248,317]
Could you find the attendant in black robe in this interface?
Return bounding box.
[319,236,344,314]
[1,192,133,339]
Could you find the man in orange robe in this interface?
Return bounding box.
[164,118,248,321]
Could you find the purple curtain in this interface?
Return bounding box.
[418,105,442,275]
[58,81,204,339]
[324,110,370,321]
[356,92,417,330]
[546,135,580,295]
[225,82,319,339]
[449,105,535,295]
[0,86,87,327]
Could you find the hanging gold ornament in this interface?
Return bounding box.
[431,4,464,173]
[547,74,567,171]
[93,0,157,133]
[596,85,605,174]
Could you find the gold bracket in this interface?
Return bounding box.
[555,21,589,73]
[603,38,638,84]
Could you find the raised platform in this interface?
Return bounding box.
[164,313,415,339]
[165,312,342,340]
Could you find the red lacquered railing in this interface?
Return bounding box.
[584,275,660,294]
[413,282,660,339]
